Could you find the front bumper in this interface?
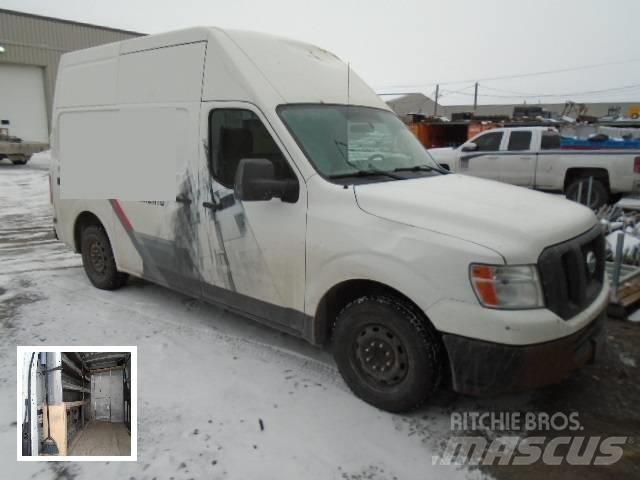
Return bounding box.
[442,309,607,396]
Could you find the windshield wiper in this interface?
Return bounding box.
[331,139,404,180]
[329,168,404,180]
[393,164,449,174]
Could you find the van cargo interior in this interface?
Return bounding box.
[22,352,132,456]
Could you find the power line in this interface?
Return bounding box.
[444,82,640,100]
[375,57,640,91]
[477,82,640,98]
[439,84,477,97]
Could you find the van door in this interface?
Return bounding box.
[459,130,504,180]
[92,373,111,421]
[196,103,307,336]
[110,106,203,296]
[499,130,536,186]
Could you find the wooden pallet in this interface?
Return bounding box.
[608,275,640,319]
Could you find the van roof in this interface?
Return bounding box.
[57,26,387,110]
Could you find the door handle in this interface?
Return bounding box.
[485,156,499,160]
[202,201,219,211]
[175,194,192,205]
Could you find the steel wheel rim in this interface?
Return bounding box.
[89,239,107,275]
[352,323,408,387]
[570,184,600,208]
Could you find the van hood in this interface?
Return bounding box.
[354,174,597,263]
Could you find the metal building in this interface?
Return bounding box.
[0,9,142,142]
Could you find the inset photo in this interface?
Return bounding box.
[17,346,137,461]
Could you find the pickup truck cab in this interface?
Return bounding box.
[428,126,640,208]
[51,28,608,412]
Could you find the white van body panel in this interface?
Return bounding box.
[54,42,121,108]
[303,175,504,313]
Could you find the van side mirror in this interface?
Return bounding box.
[234,158,298,203]
[461,142,477,152]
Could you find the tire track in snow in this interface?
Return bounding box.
[30,270,347,392]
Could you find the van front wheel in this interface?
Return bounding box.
[333,296,443,412]
[80,225,128,290]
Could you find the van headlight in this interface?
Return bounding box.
[469,264,544,309]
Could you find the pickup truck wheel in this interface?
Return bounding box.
[333,296,443,412]
[80,225,128,290]
[10,155,28,165]
[565,178,609,209]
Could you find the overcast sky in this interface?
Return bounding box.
[2,0,639,105]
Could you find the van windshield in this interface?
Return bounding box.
[278,104,444,180]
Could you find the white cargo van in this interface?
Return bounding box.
[51,27,608,412]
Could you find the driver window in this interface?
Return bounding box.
[209,109,296,189]
[473,132,503,152]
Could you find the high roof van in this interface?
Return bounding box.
[50,27,608,412]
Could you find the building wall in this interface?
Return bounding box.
[0,9,142,132]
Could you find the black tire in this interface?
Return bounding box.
[80,225,128,290]
[565,177,609,209]
[610,193,624,205]
[10,155,27,165]
[332,295,443,412]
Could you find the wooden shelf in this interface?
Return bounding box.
[64,400,87,410]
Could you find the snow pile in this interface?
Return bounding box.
[598,203,640,264]
[1,159,486,479]
[616,196,640,211]
[29,149,51,169]
[606,229,640,258]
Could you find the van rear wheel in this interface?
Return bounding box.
[332,295,443,412]
[80,225,128,290]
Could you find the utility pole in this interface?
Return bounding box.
[433,84,439,116]
[473,82,478,111]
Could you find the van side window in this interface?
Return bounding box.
[473,132,503,151]
[507,131,532,151]
[209,109,296,189]
[541,132,561,150]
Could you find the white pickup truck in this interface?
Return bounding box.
[428,126,640,208]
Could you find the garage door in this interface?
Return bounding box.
[0,64,49,142]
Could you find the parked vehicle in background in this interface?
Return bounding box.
[428,126,640,208]
[51,27,608,412]
[0,127,48,165]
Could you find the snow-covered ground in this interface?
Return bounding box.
[1,154,487,479]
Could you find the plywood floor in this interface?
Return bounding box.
[68,421,130,456]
